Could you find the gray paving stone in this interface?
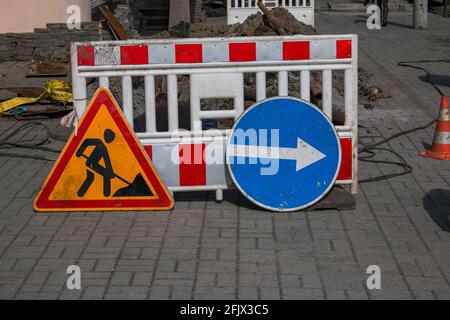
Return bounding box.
[238,287,258,300]
[172,286,193,299]
[19,284,41,294]
[110,272,133,286]
[346,289,369,300]
[24,272,49,286]
[16,292,59,300]
[260,287,281,300]
[280,274,301,288]
[217,273,236,287]
[104,286,149,300]
[412,290,436,300]
[0,258,16,271]
[60,289,83,300]
[282,288,324,300]
[406,277,450,291]
[301,274,323,289]
[194,287,236,300]
[82,286,105,300]
[13,259,37,272]
[149,286,171,300]
[325,289,347,300]
[94,259,116,272]
[0,284,20,299]
[434,290,450,300]
[41,284,63,294]
[77,272,111,286]
[132,272,153,286]
[241,273,279,288]
[197,273,216,287]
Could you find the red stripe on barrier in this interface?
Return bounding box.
[175,44,203,63]
[120,45,149,65]
[337,137,352,181]
[336,40,352,59]
[179,144,206,186]
[144,145,153,161]
[283,41,310,60]
[229,42,256,62]
[77,46,95,66]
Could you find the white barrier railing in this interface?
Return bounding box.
[71,34,358,199]
[227,0,315,26]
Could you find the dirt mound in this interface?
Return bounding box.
[270,7,316,35]
[160,7,316,38]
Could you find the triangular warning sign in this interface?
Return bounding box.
[34,88,174,212]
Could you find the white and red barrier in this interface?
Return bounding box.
[76,38,350,66]
[227,0,315,27]
[71,35,359,199]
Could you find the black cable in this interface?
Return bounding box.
[360,119,436,152]
[359,147,413,183]
[358,58,450,183]
[358,120,436,183]
[397,59,450,97]
[0,122,64,161]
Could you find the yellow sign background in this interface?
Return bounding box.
[49,104,157,201]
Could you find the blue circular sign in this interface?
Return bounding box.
[226,97,341,212]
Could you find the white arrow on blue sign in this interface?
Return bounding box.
[226,97,341,212]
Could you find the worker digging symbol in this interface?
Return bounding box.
[76,128,153,198]
[34,88,174,212]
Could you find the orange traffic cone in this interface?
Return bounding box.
[420,96,450,160]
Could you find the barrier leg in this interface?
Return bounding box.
[351,35,359,194]
[216,189,224,202]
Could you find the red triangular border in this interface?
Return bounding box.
[34,88,174,211]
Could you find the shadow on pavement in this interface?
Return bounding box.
[353,15,413,28]
[419,74,450,88]
[353,16,368,25]
[421,141,432,150]
[423,189,450,232]
[174,187,355,212]
[380,21,413,29]
[174,190,261,211]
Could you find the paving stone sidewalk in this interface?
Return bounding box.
[0,8,449,300]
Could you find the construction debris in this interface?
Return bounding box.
[257,1,289,35]
[99,5,129,40]
[114,4,140,39]
[152,7,316,38]
[327,67,389,109]
[2,87,46,98]
[27,59,68,77]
